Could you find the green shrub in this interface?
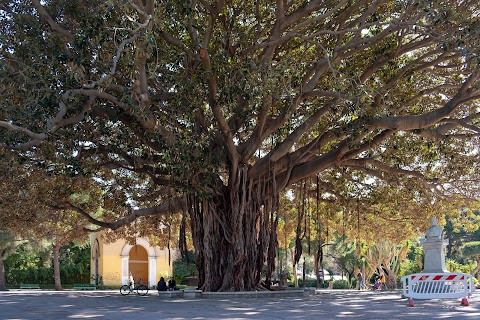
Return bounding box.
[332,279,350,289]
[5,242,90,286]
[351,279,357,288]
[296,279,317,287]
[398,259,422,277]
[172,251,197,284]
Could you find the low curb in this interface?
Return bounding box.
[158,288,311,299]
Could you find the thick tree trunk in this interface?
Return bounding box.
[314,244,324,289]
[293,181,305,288]
[384,266,396,289]
[265,212,278,289]
[293,261,298,287]
[188,167,279,291]
[0,250,8,291]
[53,243,63,291]
[179,207,188,264]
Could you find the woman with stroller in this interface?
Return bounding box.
[372,275,381,290]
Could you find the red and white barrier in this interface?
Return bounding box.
[401,272,475,306]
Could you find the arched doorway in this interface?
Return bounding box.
[121,238,157,287]
[128,245,149,285]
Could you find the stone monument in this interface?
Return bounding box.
[420,217,449,273]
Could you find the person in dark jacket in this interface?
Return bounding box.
[168,277,177,290]
[157,277,168,291]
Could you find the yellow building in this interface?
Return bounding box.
[90,233,176,288]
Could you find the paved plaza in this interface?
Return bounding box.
[0,289,479,320]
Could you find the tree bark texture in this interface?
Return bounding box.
[179,207,188,263]
[188,167,279,291]
[315,244,324,289]
[0,250,7,291]
[53,243,63,291]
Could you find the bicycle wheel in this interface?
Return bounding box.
[120,285,131,295]
[136,285,148,296]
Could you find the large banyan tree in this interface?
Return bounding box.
[1,0,480,291]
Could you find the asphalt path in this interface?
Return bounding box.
[0,289,479,320]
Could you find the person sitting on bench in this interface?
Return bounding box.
[157,277,168,291]
[168,277,177,290]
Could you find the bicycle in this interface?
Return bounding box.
[120,279,149,296]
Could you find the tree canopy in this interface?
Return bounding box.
[1,0,480,291]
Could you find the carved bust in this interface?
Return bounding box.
[425,217,442,240]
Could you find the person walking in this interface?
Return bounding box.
[356,271,364,290]
[380,273,388,290]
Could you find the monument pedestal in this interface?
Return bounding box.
[420,239,448,273]
[420,217,449,273]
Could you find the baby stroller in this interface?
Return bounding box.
[371,277,381,291]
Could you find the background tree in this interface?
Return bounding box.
[364,240,409,289]
[0,231,16,291]
[329,234,358,284]
[33,210,88,291]
[444,210,480,258]
[461,241,480,281]
[5,241,91,287]
[0,151,38,290]
[0,153,98,290]
[27,172,101,290]
[399,242,424,277]
[276,194,296,286]
[1,1,480,291]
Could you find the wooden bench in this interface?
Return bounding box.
[20,284,40,289]
[73,284,96,290]
[401,272,475,306]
